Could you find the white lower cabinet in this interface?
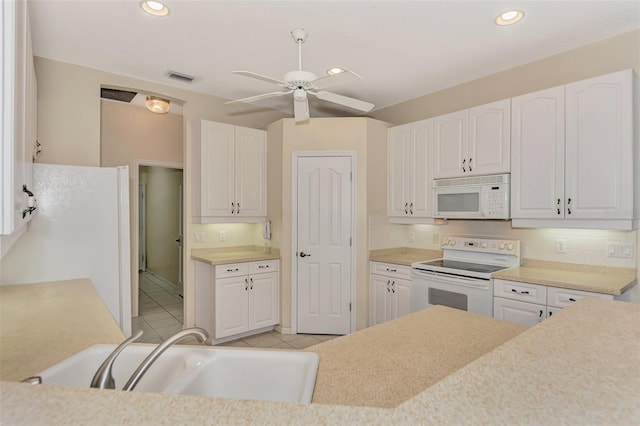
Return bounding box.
[370,262,412,325]
[494,278,616,326]
[194,259,279,342]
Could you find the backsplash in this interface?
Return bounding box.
[369,216,637,269]
[191,223,265,248]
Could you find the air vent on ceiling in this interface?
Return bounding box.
[100,88,137,103]
[166,70,195,83]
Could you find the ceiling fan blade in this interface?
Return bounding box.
[313,90,374,112]
[313,70,362,90]
[293,98,309,122]
[225,90,292,105]
[232,71,286,86]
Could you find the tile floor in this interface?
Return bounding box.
[133,271,338,349]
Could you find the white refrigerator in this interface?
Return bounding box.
[0,163,132,336]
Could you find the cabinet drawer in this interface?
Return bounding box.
[215,262,249,278]
[249,259,279,274]
[494,279,547,304]
[547,286,613,308]
[370,262,411,279]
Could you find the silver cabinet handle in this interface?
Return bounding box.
[567,198,572,215]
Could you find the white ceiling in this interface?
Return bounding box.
[29,1,640,118]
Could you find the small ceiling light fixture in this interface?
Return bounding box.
[140,0,170,17]
[495,9,524,26]
[145,96,171,114]
[327,67,345,76]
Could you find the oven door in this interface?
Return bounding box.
[411,269,493,317]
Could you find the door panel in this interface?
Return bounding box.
[297,156,352,334]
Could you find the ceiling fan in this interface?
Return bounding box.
[226,28,374,122]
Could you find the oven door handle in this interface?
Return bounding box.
[411,270,491,287]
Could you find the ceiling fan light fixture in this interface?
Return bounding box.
[293,88,307,102]
[327,67,345,76]
[145,96,171,114]
[496,9,524,26]
[140,0,170,17]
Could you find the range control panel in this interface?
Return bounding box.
[441,236,520,256]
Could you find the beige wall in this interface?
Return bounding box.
[370,29,640,125]
[140,166,183,285]
[267,117,388,332]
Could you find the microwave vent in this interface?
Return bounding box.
[433,173,510,188]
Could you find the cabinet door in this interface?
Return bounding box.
[393,279,412,319]
[511,86,565,219]
[200,121,235,217]
[433,110,467,178]
[215,276,249,338]
[409,119,433,217]
[370,274,392,325]
[235,126,267,217]
[565,70,634,219]
[468,99,510,176]
[493,297,546,327]
[387,124,410,217]
[248,271,279,329]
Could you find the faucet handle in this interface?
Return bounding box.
[90,330,143,389]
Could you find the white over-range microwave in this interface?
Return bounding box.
[433,173,510,219]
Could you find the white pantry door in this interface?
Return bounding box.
[296,156,352,335]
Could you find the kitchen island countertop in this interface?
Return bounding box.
[1,281,638,424]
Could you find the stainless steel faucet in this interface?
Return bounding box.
[122,327,209,391]
[90,330,143,389]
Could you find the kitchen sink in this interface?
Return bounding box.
[37,344,319,403]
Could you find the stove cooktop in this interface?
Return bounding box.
[414,259,510,274]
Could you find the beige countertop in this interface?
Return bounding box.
[1,283,639,424]
[493,258,637,296]
[0,279,125,381]
[191,245,280,265]
[369,247,442,266]
[305,306,526,408]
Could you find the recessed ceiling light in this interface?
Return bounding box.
[495,9,524,26]
[327,67,345,76]
[140,1,170,17]
[146,96,171,114]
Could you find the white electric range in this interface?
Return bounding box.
[411,236,521,317]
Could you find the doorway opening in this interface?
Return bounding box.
[135,162,184,343]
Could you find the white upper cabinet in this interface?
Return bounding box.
[192,120,266,223]
[1,0,37,253]
[511,86,565,220]
[433,99,510,179]
[511,70,638,229]
[387,118,434,223]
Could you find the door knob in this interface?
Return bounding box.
[299,251,311,258]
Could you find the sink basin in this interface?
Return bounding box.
[37,344,319,403]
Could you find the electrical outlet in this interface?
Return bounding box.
[432,233,440,245]
[408,231,415,243]
[607,242,634,258]
[556,239,566,253]
[219,230,226,242]
[194,232,204,242]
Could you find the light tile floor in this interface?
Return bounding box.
[133,271,339,349]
